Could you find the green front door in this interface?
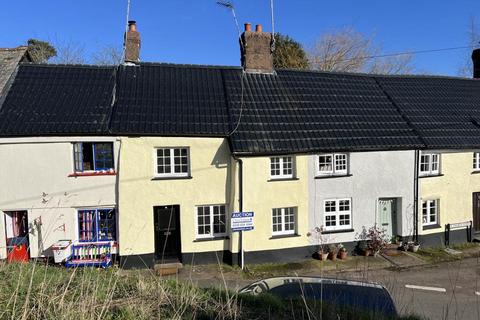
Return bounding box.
[378,198,397,239]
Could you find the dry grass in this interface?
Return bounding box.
[0,260,420,320]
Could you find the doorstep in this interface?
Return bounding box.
[154,262,183,276]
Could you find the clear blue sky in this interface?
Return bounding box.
[1,0,479,75]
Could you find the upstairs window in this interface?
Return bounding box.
[422,199,438,227]
[323,198,352,231]
[155,147,189,178]
[78,208,116,242]
[196,204,227,238]
[419,152,440,176]
[270,156,294,179]
[74,142,114,172]
[474,152,480,171]
[317,153,348,176]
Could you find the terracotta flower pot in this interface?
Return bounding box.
[363,249,372,257]
[338,250,347,260]
[328,252,337,261]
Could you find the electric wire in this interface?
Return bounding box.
[122,0,132,62]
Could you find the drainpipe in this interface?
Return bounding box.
[413,150,419,242]
[235,157,244,268]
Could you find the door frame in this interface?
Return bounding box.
[153,205,182,263]
[3,210,30,257]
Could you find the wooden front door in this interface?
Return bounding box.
[473,193,480,232]
[154,205,181,262]
[378,198,397,239]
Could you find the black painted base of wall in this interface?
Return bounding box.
[119,253,155,269]
[418,229,471,247]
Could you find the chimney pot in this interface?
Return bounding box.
[128,20,137,32]
[255,24,263,33]
[244,23,251,32]
[472,49,480,78]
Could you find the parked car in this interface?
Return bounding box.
[239,276,397,317]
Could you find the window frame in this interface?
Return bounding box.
[73,142,115,173]
[422,199,439,227]
[270,156,295,179]
[316,153,349,176]
[419,152,440,176]
[77,208,116,242]
[154,147,190,178]
[323,198,352,232]
[474,152,480,171]
[272,207,297,236]
[195,204,228,239]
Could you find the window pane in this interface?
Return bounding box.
[319,155,333,173]
[78,210,96,241]
[213,205,226,234]
[283,157,293,175]
[94,143,114,171]
[339,200,350,211]
[272,208,282,232]
[74,143,83,172]
[335,154,347,172]
[271,157,280,176]
[325,201,336,212]
[81,142,94,171]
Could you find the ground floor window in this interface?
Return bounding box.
[78,208,116,242]
[422,199,438,227]
[323,198,352,231]
[196,204,227,238]
[272,207,296,236]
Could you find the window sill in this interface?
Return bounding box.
[268,177,299,182]
[151,176,193,181]
[472,170,480,175]
[321,228,354,234]
[269,233,301,240]
[68,171,116,177]
[315,174,352,180]
[422,224,441,230]
[419,174,444,178]
[193,236,229,242]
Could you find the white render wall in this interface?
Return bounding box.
[0,137,118,259]
[308,150,416,245]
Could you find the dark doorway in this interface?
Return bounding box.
[4,210,30,262]
[473,193,480,232]
[154,205,181,262]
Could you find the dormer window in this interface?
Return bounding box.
[316,153,348,176]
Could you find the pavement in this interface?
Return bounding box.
[170,245,480,320]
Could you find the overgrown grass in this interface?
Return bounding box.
[0,261,419,319]
[413,243,480,263]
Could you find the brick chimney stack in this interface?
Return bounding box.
[472,49,480,78]
[124,20,141,64]
[240,23,274,73]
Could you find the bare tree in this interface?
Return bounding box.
[308,27,414,75]
[49,40,86,64]
[91,44,123,65]
[458,16,480,77]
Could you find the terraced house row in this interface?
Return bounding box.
[1,22,480,268]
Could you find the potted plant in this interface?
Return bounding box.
[366,225,389,257]
[409,241,420,253]
[337,244,348,259]
[307,226,329,261]
[328,244,338,261]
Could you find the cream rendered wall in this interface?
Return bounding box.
[117,137,233,257]
[419,151,480,235]
[240,155,309,252]
[0,137,118,259]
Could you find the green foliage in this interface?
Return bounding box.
[273,33,309,70]
[27,39,57,63]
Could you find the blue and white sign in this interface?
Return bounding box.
[231,212,254,232]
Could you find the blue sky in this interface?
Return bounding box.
[1,0,479,75]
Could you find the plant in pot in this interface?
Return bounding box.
[409,241,420,253]
[328,244,338,261]
[337,243,348,259]
[307,226,329,261]
[366,225,389,257]
[355,227,371,256]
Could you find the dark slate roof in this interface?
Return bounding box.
[2,62,480,155]
[0,64,116,135]
[0,47,29,96]
[375,76,480,149]
[224,69,424,154]
[110,63,230,136]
